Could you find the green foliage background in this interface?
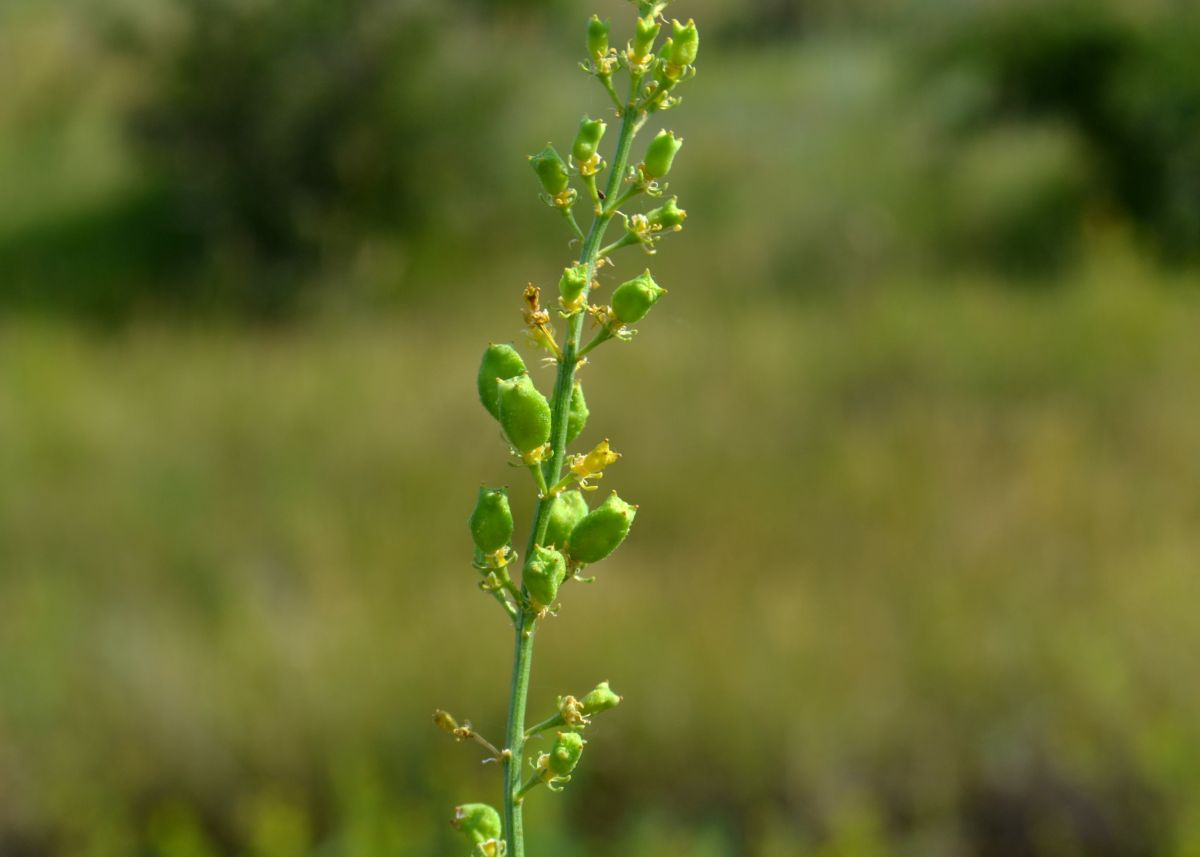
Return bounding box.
[2,0,1199,855]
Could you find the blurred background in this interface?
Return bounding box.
[2,0,1199,854]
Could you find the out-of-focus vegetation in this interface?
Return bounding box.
[2,0,1200,854]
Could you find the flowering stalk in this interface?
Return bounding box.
[441,4,699,855]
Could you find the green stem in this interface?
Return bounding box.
[525,712,566,739]
[501,94,645,857]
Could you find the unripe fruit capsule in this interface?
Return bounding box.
[548,731,586,777]
[633,15,660,61]
[524,545,567,607]
[646,197,687,230]
[580,681,622,715]
[641,130,683,179]
[452,803,502,845]
[669,18,699,67]
[477,344,527,420]
[558,264,589,309]
[568,491,637,564]
[572,116,607,164]
[529,145,570,196]
[611,270,666,325]
[566,381,589,443]
[544,489,588,550]
[469,487,513,554]
[587,15,610,60]
[497,374,552,454]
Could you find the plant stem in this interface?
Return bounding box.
[501,95,644,857]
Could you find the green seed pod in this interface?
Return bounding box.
[669,18,699,67]
[524,545,567,607]
[477,344,527,420]
[566,381,589,443]
[558,264,589,309]
[580,681,622,715]
[632,15,661,61]
[545,489,588,550]
[452,803,502,845]
[497,374,552,454]
[646,196,687,230]
[548,731,586,777]
[529,145,570,196]
[587,15,610,60]
[572,116,607,164]
[469,487,513,554]
[611,270,666,325]
[568,491,637,564]
[641,130,683,179]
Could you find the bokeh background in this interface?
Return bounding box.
[3,0,1200,855]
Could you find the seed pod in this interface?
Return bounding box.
[558,264,589,309]
[669,18,699,67]
[641,130,683,179]
[646,197,687,230]
[524,545,567,607]
[548,731,586,777]
[477,344,527,420]
[611,270,666,325]
[572,116,607,164]
[469,487,513,554]
[587,15,610,60]
[580,681,622,715]
[497,374,552,454]
[452,803,502,845]
[568,492,637,564]
[529,145,570,196]
[545,489,588,550]
[632,15,661,61]
[566,381,589,443]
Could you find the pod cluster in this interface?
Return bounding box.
[449,2,700,851]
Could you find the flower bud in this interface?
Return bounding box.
[641,130,683,179]
[558,264,589,310]
[497,374,552,454]
[452,803,502,845]
[524,544,567,607]
[611,270,666,325]
[548,731,586,777]
[580,681,622,715]
[477,343,527,420]
[646,196,687,230]
[529,145,570,196]
[587,15,610,60]
[632,15,661,62]
[572,116,607,164]
[568,491,637,564]
[433,709,459,733]
[669,18,699,67]
[469,487,513,554]
[544,489,588,550]
[566,381,589,443]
